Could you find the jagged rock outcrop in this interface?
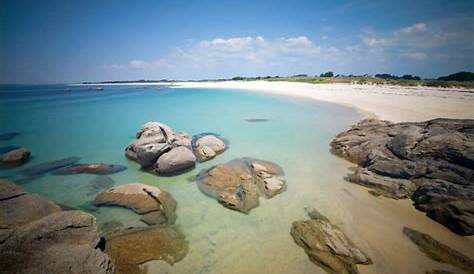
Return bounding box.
[93,183,177,225]
[125,122,226,175]
[0,180,114,274]
[0,147,30,165]
[196,158,286,213]
[331,118,474,235]
[403,227,474,274]
[291,208,372,274]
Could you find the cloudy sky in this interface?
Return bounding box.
[1,0,473,83]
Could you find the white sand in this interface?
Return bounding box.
[172,81,474,122]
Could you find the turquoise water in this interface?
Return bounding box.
[1,85,365,273]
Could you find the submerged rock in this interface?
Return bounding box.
[21,156,81,176]
[52,163,126,175]
[105,226,188,274]
[0,132,19,141]
[0,146,21,154]
[403,227,474,274]
[291,209,372,274]
[330,118,474,235]
[0,147,30,165]
[245,118,270,122]
[0,180,114,274]
[193,134,227,162]
[87,175,115,195]
[196,158,286,213]
[93,183,177,226]
[126,122,226,175]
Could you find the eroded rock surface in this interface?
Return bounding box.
[105,226,188,274]
[0,180,114,274]
[196,158,286,213]
[403,227,474,274]
[93,183,177,225]
[125,122,227,175]
[291,209,372,274]
[331,118,474,235]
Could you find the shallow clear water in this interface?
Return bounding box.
[2,85,472,274]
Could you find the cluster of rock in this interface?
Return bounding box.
[330,118,474,236]
[125,122,227,175]
[196,158,287,213]
[91,182,189,272]
[0,180,114,274]
[290,208,372,274]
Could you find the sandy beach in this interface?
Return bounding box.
[172,81,474,122]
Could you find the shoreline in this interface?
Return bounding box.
[171,81,474,122]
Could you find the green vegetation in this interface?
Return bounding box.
[438,71,474,82]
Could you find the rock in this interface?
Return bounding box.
[196,158,286,213]
[21,156,81,176]
[0,181,114,274]
[0,148,30,165]
[403,227,474,274]
[105,226,188,274]
[291,209,371,274]
[0,132,19,141]
[52,163,126,175]
[136,143,171,168]
[193,134,227,162]
[0,211,114,274]
[155,146,196,175]
[93,183,177,225]
[245,118,269,122]
[170,132,192,149]
[0,181,62,228]
[331,118,474,235]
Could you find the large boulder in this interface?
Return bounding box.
[193,134,227,162]
[196,158,286,213]
[105,226,188,274]
[0,181,114,274]
[0,147,30,165]
[331,118,474,235]
[291,209,371,274]
[93,183,177,225]
[155,146,196,175]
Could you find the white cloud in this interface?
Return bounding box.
[395,23,427,35]
[362,37,387,47]
[400,52,428,60]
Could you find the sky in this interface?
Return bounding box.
[0,0,473,84]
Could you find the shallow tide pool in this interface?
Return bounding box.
[1,85,472,274]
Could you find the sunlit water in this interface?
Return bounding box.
[1,85,473,274]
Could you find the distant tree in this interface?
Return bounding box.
[320,71,334,77]
[292,74,308,77]
[438,71,474,82]
[232,76,245,81]
[401,74,421,80]
[375,73,399,80]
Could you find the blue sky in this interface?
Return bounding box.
[1,0,473,83]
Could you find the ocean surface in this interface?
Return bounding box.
[2,85,470,274]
